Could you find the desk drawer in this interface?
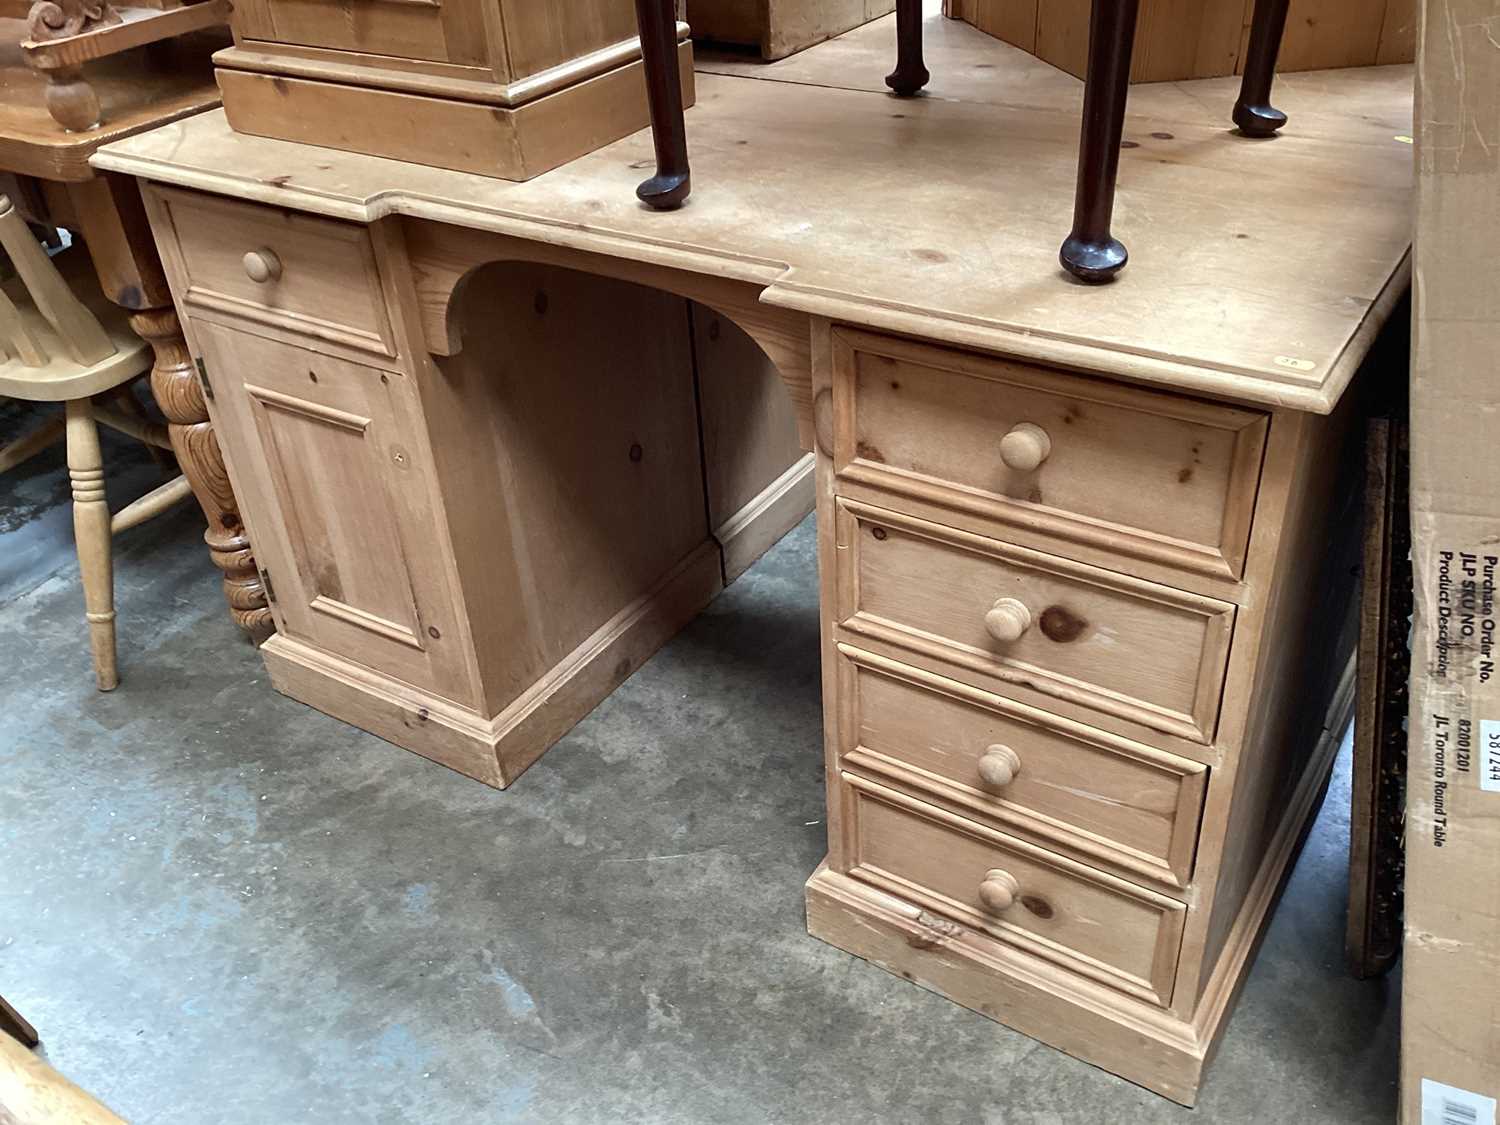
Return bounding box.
[837,647,1206,887]
[842,774,1186,1005]
[151,188,395,357]
[835,500,1235,743]
[831,329,1267,579]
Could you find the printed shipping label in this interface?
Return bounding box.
[1423,1079,1498,1125]
[1481,720,1500,794]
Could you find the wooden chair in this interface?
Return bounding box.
[0,193,193,690]
[630,0,1293,283]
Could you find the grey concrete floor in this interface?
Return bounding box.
[0,397,1400,1123]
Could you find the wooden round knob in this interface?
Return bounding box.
[243,249,283,284]
[999,422,1052,472]
[978,869,1020,913]
[984,598,1032,644]
[978,745,1022,790]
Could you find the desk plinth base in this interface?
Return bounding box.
[805,671,1349,1107]
[262,541,724,790]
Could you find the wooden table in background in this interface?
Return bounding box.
[0,21,267,635]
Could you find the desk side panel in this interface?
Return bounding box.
[389,242,714,720]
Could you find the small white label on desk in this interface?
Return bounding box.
[1423,1079,1498,1125]
[1481,720,1500,794]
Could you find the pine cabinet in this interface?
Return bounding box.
[215,0,695,177]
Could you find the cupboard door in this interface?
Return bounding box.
[194,321,474,704]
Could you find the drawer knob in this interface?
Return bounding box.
[243,248,283,284]
[984,598,1032,644]
[999,423,1052,472]
[979,869,1020,913]
[978,744,1022,789]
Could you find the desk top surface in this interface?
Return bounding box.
[0,21,222,182]
[92,12,1413,412]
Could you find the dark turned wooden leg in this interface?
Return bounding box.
[1233,0,1292,137]
[633,0,691,210]
[1059,0,1140,284]
[885,0,930,96]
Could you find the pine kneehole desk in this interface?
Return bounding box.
[93,25,1413,1104]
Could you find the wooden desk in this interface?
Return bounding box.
[94,12,1413,1104]
[0,21,267,633]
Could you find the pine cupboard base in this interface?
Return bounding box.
[213,0,696,180]
[97,15,1413,1102]
[215,41,697,181]
[261,464,799,788]
[261,541,725,788]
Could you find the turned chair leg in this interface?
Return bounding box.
[66,398,117,692]
[886,0,930,96]
[1059,0,1141,283]
[1233,0,1292,137]
[633,0,691,210]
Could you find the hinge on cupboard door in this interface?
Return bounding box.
[194,356,214,400]
[260,568,276,605]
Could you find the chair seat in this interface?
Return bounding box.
[0,250,151,402]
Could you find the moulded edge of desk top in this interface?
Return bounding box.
[89,112,1410,417]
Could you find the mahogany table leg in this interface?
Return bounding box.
[633,0,691,210]
[64,173,272,637]
[1059,0,1140,284]
[1233,0,1292,137]
[886,0,930,96]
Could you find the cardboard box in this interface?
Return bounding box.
[1403,2,1500,1122]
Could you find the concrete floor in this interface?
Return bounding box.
[0,395,1401,1124]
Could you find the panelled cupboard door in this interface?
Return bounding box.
[192,321,474,705]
